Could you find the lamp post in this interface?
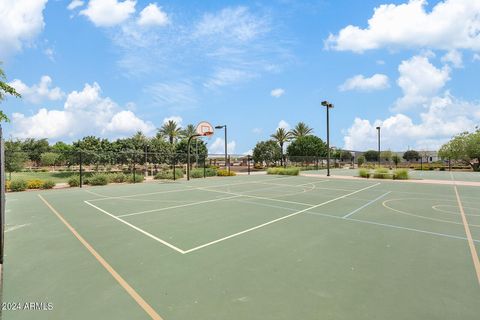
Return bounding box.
[376,126,381,167]
[215,125,228,171]
[321,101,334,177]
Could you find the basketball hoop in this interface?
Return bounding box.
[196,121,214,137]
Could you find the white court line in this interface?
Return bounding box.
[84,200,186,254]
[117,195,242,218]
[235,198,480,243]
[85,176,297,202]
[342,192,391,219]
[182,183,380,254]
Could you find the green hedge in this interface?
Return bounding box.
[154,170,183,180]
[267,167,300,176]
[89,173,109,186]
[42,180,56,189]
[393,169,409,180]
[10,179,28,192]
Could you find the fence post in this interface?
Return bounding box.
[248,155,251,175]
[79,151,83,188]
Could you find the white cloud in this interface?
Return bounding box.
[393,55,450,111]
[243,149,253,155]
[146,82,197,110]
[11,82,154,139]
[208,138,236,154]
[106,110,154,133]
[194,6,269,42]
[277,120,290,130]
[441,49,463,68]
[137,3,169,27]
[162,116,183,126]
[376,60,385,65]
[0,0,47,59]
[326,0,480,53]
[204,68,256,89]
[81,0,136,27]
[339,74,389,92]
[473,53,480,61]
[9,76,65,104]
[344,93,480,151]
[252,128,263,134]
[43,48,55,61]
[270,88,285,98]
[67,0,84,10]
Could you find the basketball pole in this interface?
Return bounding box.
[187,134,201,181]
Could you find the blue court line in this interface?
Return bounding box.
[342,191,391,219]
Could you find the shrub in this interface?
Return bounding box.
[190,169,204,178]
[373,167,390,179]
[42,180,56,189]
[154,170,183,180]
[27,179,44,189]
[217,169,236,176]
[359,168,370,178]
[127,174,144,183]
[394,169,409,180]
[68,175,80,187]
[10,179,27,192]
[439,167,446,171]
[5,180,11,191]
[109,172,126,183]
[205,167,217,177]
[267,167,299,176]
[89,173,109,186]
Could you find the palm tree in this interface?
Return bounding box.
[182,124,197,138]
[291,122,313,138]
[158,120,182,144]
[270,127,292,166]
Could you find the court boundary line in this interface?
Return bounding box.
[233,197,480,243]
[454,186,480,286]
[84,183,380,254]
[38,195,164,320]
[342,191,391,219]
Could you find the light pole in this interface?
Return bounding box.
[321,101,334,177]
[376,126,381,167]
[215,125,228,171]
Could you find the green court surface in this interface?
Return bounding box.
[3,175,480,319]
[305,167,480,182]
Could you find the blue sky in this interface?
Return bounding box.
[1,0,479,154]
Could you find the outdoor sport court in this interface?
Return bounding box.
[3,174,480,319]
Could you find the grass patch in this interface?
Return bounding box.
[267,167,300,176]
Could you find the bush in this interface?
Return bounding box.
[109,172,126,183]
[68,175,80,187]
[359,168,370,178]
[42,180,56,189]
[5,180,11,191]
[10,179,27,192]
[127,174,144,183]
[154,170,183,180]
[394,169,409,180]
[89,173,109,186]
[267,167,300,176]
[373,167,390,179]
[205,167,217,177]
[27,179,44,189]
[190,169,204,178]
[439,167,445,171]
[217,169,237,176]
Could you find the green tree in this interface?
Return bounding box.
[392,154,401,168]
[363,150,379,162]
[380,150,393,162]
[0,65,21,122]
[149,136,175,165]
[439,130,480,171]
[182,124,197,138]
[40,152,61,170]
[357,155,365,167]
[290,122,313,138]
[286,135,327,161]
[21,138,50,166]
[403,150,420,162]
[252,140,282,167]
[52,141,74,167]
[5,140,28,179]
[270,128,291,166]
[175,138,208,165]
[159,120,182,144]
